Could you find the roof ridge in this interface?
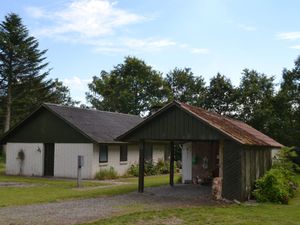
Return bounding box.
[178,101,246,124]
[43,103,141,118]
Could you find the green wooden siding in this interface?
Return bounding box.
[222,140,243,200]
[241,146,272,200]
[4,108,91,143]
[125,106,226,141]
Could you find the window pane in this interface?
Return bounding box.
[99,145,108,163]
[120,145,128,162]
[145,143,153,161]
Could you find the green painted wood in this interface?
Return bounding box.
[125,106,226,141]
[222,140,243,200]
[240,146,272,200]
[170,141,174,186]
[4,108,91,143]
[138,140,145,193]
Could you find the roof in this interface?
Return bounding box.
[118,101,283,148]
[1,103,143,144]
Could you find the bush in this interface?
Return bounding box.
[127,164,139,177]
[253,147,298,204]
[127,159,177,177]
[156,159,170,174]
[95,167,118,180]
[253,168,294,204]
[144,160,159,176]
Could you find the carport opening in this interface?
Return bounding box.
[140,140,223,200]
[181,141,220,185]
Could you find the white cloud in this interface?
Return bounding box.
[290,45,300,49]
[123,38,176,51]
[63,76,92,91]
[25,6,46,18]
[62,76,92,104]
[26,0,209,55]
[27,0,146,38]
[277,32,300,40]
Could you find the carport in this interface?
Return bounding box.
[117,101,282,201]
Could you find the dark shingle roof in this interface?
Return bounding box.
[44,103,143,143]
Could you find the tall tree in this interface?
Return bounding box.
[86,56,169,115]
[204,73,237,116]
[0,13,50,132]
[0,13,77,133]
[237,69,275,133]
[271,57,300,146]
[165,67,206,106]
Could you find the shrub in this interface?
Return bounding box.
[95,167,118,180]
[126,159,177,177]
[253,168,293,204]
[156,159,170,174]
[127,164,139,177]
[144,160,159,175]
[253,147,298,204]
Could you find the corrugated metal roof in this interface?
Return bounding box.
[178,101,283,147]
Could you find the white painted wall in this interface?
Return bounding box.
[6,143,44,176]
[152,144,165,163]
[54,143,94,179]
[182,142,192,183]
[6,142,166,179]
[93,144,165,176]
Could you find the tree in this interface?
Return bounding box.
[0,13,77,133]
[86,56,169,115]
[50,79,79,106]
[271,57,300,146]
[204,73,237,116]
[0,13,50,132]
[237,69,275,133]
[165,67,206,106]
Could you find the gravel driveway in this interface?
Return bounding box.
[0,184,216,225]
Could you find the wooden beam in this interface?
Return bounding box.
[219,140,224,178]
[170,141,174,186]
[138,140,145,193]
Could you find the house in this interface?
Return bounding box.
[0,103,165,179]
[117,101,283,201]
[1,101,283,201]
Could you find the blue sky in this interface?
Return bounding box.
[1,0,300,103]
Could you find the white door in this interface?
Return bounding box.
[182,142,192,183]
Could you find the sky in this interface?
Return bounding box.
[1,0,300,104]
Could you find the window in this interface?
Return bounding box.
[120,145,128,162]
[99,145,108,163]
[145,143,153,161]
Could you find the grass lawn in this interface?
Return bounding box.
[83,175,300,225]
[0,161,178,207]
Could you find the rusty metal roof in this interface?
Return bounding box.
[178,101,283,148]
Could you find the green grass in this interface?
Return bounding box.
[82,175,300,225]
[0,161,178,207]
[0,157,4,174]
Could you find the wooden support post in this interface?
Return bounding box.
[219,140,224,178]
[138,140,145,193]
[170,141,174,186]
